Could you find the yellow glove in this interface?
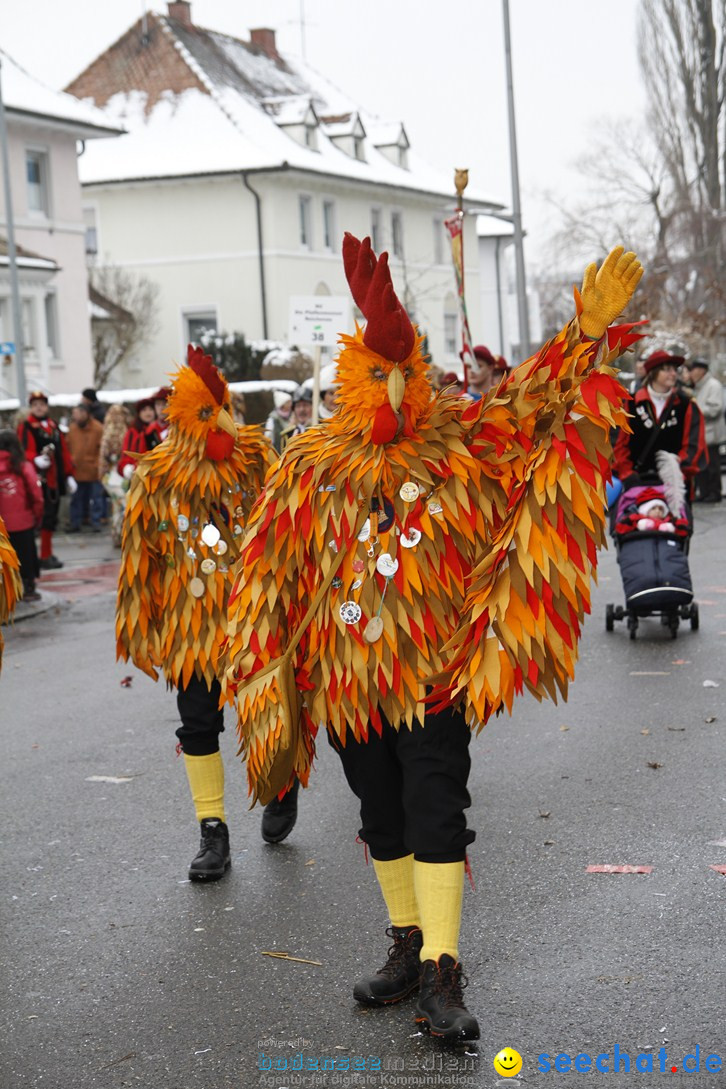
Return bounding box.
[577,246,643,340]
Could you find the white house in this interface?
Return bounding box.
[0,51,122,399]
[66,2,502,389]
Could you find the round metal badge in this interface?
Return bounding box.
[339,601,362,625]
[177,515,189,533]
[216,540,228,556]
[363,616,384,643]
[376,553,399,577]
[400,528,421,549]
[200,558,217,575]
[189,577,205,598]
[399,481,419,503]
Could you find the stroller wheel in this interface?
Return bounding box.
[690,603,699,631]
[605,604,614,632]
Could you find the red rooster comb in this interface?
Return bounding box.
[186,344,226,405]
[342,233,415,362]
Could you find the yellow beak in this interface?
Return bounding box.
[215,407,237,437]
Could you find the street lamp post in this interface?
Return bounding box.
[0,55,27,404]
[502,0,531,360]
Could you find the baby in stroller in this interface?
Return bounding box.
[606,452,698,638]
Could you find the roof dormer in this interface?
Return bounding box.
[262,94,319,150]
[321,112,367,162]
[369,121,410,169]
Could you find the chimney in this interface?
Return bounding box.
[250,28,280,61]
[167,1,192,26]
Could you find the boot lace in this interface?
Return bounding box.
[378,927,418,978]
[437,960,469,1008]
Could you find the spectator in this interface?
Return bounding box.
[230,391,247,425]
[629,357,647,394]
[17,391,76,570]
[612,350,707,495]
[0,430,44,601]
[281,385,313,448]
[81,388,107,423]
[100,404,131,546]
[439,371,464,394]
[118,398,158,476]
[152,387,172,442]
[465,345,501,400]
[66,404,104,532]
[265,391,294,453]
[316,364,340,420]
[683,359,725,503]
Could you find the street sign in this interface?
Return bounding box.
[0,341,15,354]
[288,297,350,347]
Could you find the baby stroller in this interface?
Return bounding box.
[605,454,698,640]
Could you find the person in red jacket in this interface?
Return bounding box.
[0,430,44,601]
[117,398,160,477]
[612,350,707,496]
[17,391,76,570]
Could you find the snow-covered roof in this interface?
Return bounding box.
[367,120,409,148]
[477,213,515,239]
[0,50,123,139]
[71,14,500,208]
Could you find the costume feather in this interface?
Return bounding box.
[655,450,686,516]
[0,514,22,674]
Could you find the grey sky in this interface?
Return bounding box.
[3,0,644,257]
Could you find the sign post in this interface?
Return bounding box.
[288,297,350,424]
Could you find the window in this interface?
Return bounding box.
[371,207,382,252]
[299,194,312,247]
[444,296,458,358]
[304,124,317,150]
[22,298,36,353]
[398,146,408,169]
[391,211,403,258]
[353,135,365,161]
[45,293,59,357]
[184,311,218,345]
[322,200,336,251]
[433,217,444,265]
[83,207,98,257]
[26,150,49,215]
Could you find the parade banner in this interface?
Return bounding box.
[444,212,474,389]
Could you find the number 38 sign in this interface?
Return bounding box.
[288,297,350,348]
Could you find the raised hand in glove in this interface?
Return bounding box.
[66,476,78,495]
[34,453,51,471]
[577,246,643,340]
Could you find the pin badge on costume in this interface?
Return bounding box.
[399,481,419,503]
[201,523,221,547]
[357,519,371,542]
[201,558,216,574]
[177,515,189,533]
[339,601,362,625]
[400,528,421,548]
[352,559,365,573]
[216,540,228,556]
[189,577,205,598]
[428,502,443,515]
[376,553,399,577]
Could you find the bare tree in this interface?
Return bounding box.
[90,268,160,388]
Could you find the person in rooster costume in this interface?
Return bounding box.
[0,514,22,673]
[222,235,643,1041]
[116,346,273,880]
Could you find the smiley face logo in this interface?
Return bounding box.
[493,1047,522,1077]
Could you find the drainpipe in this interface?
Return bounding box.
[494,235,505,355]
[242,172,268,339]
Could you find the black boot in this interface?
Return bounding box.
[188,818,230,881]
[39,555,63,570]
[261,779,300,844]
[353,925,423,1005]
[415,954,480,1040]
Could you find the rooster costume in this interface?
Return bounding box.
[116,347,273,878]
[222,237,643,1039]
[0,514,22,673]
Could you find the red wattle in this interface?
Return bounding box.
[371,403,399,445]
[205,429,235,461]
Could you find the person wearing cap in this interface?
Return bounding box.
[683,359,725,503]
[81,388,107,424]
[318,363,340,420]
[118,398,159,477]
[281,385,314,449]
[264,390,294,453]
[612,349,707,494]
[465,345,506,400]
[17,391,76,570]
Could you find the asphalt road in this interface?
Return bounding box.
[1,503,725,1089]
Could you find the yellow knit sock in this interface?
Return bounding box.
[413,860,465,961]
[183,751,226,823]
[372,855,421,929]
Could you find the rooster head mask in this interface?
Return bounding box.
[166,346,237,461]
